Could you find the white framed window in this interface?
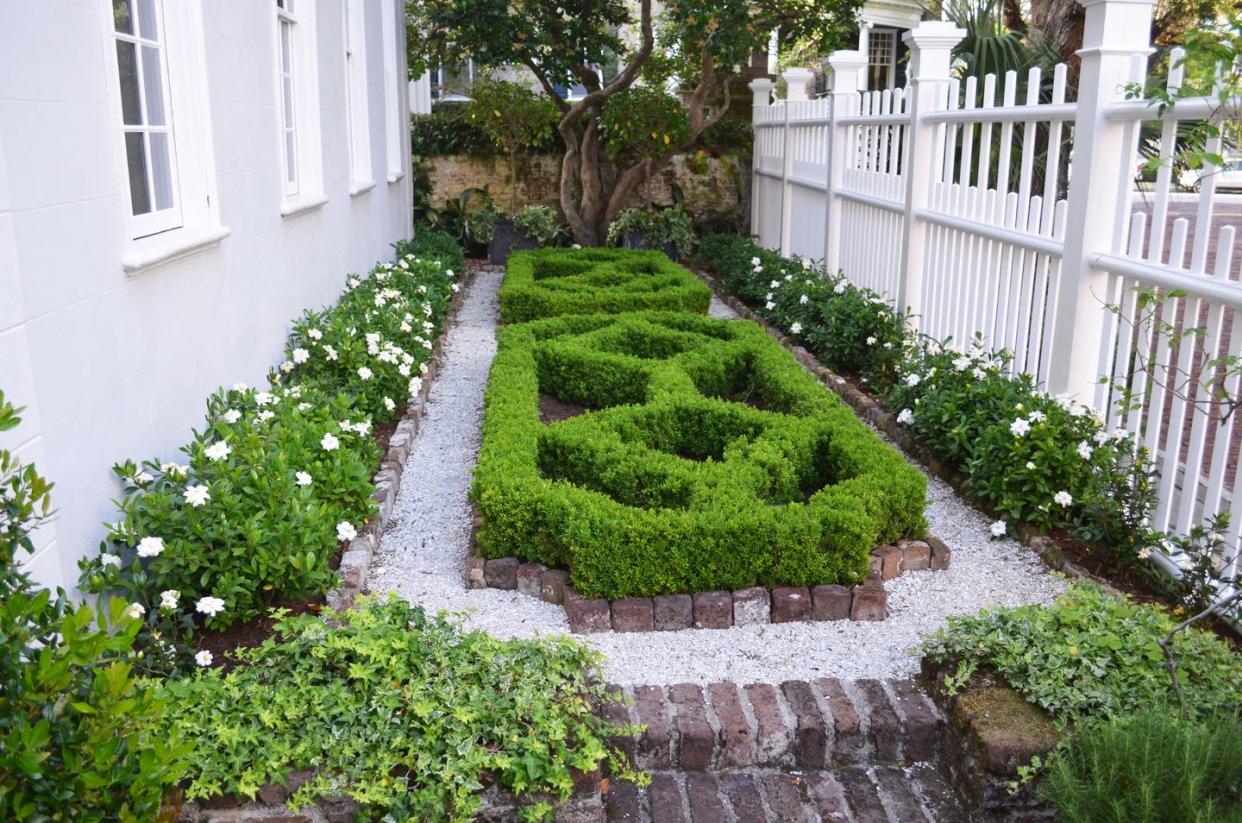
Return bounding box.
[273,0,326,215]
[111,0,181,237]
[380,0,405,183]
[102,0,227,272]
[343,0,373,195]
[867,29,896,92]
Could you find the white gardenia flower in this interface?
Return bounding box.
[420,363,429,375]
[790,322,803,335]
[1077,441,1093,460]
[321,433,340,451]
[307,328,323,341]
[125,602,145,620]
[751,257,762,268]
[765,301,775,310]
[204,441,231,461]
[1093,430,1110,446]
[400,321,412,333]
[905,373,921,387]
[255,391,275,406]
[384,397,396,412]
[1137,546,1153,559]
[398,364,412,377]
[953,356,971,372]
[408,377,423,397]
[833,282,847,295]
[136,536,165,558]
[357,366,373,381]
[971,368,986,380]
[1028,410,1047,423]
[292,347,310,364]
[280,361,295,374]
[160,589,180,610]
[1010,418,1031,437]
[195,650,214,667]
[336,521,358,542]
[1025,461,1036,470]
[799,294,809,305]
[784,274,793,282]
[184,485,211,507]
[802,258,813,270]
[866,336,877,346]
[100,552,122,568]
[231,382,250,392]
[897,408,915,425]
[1053,490,1073,508]
[990,520,1007,538]
[221,409,242,424]
[451,283,460,293]
[769,280,780,289]
[298,402,312,411]
[324,345,338,361]
[196,596,226,617]
[161,462,188,477]
[258,410,275,422]
[295,471,313,487]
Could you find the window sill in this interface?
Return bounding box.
[349,179,376,197]
[387,170,405,184]
[281,193,329,218]
[123,224,231,275]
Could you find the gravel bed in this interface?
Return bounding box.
[370,269,1066,686]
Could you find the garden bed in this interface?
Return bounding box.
[470,308,929,601]
[498,247,712,323]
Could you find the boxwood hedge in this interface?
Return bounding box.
[471,310,927,599]
[498,247,712,324]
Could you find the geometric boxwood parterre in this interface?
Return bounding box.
[471,309,928,599]
[498,247,712,324]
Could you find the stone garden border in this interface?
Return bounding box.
[464,525,951,633]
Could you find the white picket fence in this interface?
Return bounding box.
[750,1,1241,584]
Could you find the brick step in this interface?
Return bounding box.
[605,765,968,823]
[605,679,943,773]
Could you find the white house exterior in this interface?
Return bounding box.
[0,0,412,591]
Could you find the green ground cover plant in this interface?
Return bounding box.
[472,309,926,598]
[159,596,642,822]
[498,247,711,324]
[923,583,1242,722]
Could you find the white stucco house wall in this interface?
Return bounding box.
[0,0,412,592]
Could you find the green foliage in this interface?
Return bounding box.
[1039,710,1242,823]
[1,395,190,822]
[513,205,566,245]
[697,234,906,384]
[412,104,562,158]
[498,248,712,324]
[159,596,643,822]
[923,583,1242,721]
[466,80,560,213]
[607,206,697,259]
[598,87,690,163]
[472,310,926,598]
[79,229,464,642]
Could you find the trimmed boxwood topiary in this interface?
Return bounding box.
[498,247,712,324]
[471,310,927,599]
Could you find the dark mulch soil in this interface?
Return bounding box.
[540,393,588,424]
[372,417,398,454]
[194,598,324,673]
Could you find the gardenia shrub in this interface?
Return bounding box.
[472,310,926,598]
[159,596,643,822]
[0,393,190,822]
[923,583,1242,722]
[498,247,711,324]
[606,205,696,259]
[697,234,905,384]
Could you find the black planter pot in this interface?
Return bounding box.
[622,229,678,261]
[488,220,540,265]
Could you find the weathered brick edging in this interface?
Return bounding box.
[465,529,951,633]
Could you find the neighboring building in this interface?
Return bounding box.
[0,0,412,591]
[855,0,926,90]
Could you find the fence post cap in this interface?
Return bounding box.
[781,67,815,80]
[826,50,867,70]
[1078,0,1155,7]
[902,21,967,49]
[748,77,776,91]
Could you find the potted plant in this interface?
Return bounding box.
[607,205,696,260]
[474,204,564,264]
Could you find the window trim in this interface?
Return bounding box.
[343,0,373,194]
[272,0,326,215]
[276,1,299,197]
[380,0,404,183]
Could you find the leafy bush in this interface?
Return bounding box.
[598,86,690,164]
[159,596,642,822]
[411,104,563,158]
[923,584,1242,721]
[1039,710,1242,823]
[499,247,711,324]
[79,229,464,645]
[607,205,696,258]
[472,311,926,598]
[513,205,565,245]
[697,234,906,384]
[466,80,560,213]
[1,393,190,822]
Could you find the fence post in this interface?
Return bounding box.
[1047,0,1154,403]
[748,77,775,243]
[897,22,965,323]
[823,51,866,273]
[780,68,813,256]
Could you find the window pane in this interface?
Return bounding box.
[125,132,151,215]
[285,131,297,184]
[281,22,292,73]
[283,76,294,127]
[136,0,158,40]
[141,46,165,126]
[115,41,142,125]
[113,0,133,34]
[149,132,173,211]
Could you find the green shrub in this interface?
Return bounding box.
[607,205,696,258]
[1040,710,1242,823]
[513,205,566,245]
[499,248,711,324]
[410,103,562,157]
[471,311,926,598]
[1,393,190,822]
[598,86,690,165]
[923,583,1242,722]
[697,234,906,384]
[159,596,642,822]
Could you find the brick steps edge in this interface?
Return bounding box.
[467,526,951,633]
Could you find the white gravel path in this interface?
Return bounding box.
[370,269,1066,686]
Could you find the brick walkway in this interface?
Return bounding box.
[597,679,968,822]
